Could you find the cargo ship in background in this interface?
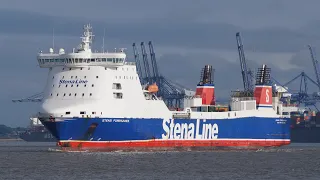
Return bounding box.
[30,24,290,151]
[19,117,56,142]
[274,85,320,143]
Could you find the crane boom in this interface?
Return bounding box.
[140,42,152,85]
[132,43,143,82]
[308,45,320,91]
[236,32,252,92]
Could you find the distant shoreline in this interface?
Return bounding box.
[0,138,23,141]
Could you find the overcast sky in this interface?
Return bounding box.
[1,0,320,127]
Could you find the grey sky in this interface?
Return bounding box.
[1,0,320,127]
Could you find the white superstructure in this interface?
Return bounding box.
[37,24,283,120]
[38,24,171,119]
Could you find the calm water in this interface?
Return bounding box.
[0,141,320,180]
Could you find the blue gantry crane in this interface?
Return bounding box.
[236,32,254,93]
[271,45,320,110]
[133,41,192,109]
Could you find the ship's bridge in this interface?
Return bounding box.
[37,51,132,68]
[37,24,133,68]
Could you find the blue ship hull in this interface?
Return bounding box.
[40,116,291,151]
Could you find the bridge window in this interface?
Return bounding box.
[107,58,112,62]
[102,58,106,62]
[91,59,95,62]
[113,92,123,99]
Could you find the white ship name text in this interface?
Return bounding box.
[162,119,218,140]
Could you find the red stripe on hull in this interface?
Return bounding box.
[57,140,290,152]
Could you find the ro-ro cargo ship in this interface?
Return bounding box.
[36,24,290,151]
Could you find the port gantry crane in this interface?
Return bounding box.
[271,45,320,110]
[235,32,255,96]
[132,41,192,109]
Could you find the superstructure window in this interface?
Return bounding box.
[66,112,70,115]
[112,83,122,90]
[57,93,59,96]
[74,93,77,96]
[69,93,71,96]
[69,68,72,70]
[92,84,94,87]
[113,92,123,99]
[63,93,66,96]
[96,76,98,78]
[90,93,92,96]
[50,93,52,96]
[82,93,84,97]
[65,85,68,87]
[52,76,54,79]
[80,111,86,115]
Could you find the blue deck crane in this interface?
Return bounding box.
[236,32,254,93]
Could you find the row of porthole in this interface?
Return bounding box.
[53,75,98,79]
[53,84,94,87]
[50,93,92,97]
[65,111,100,115]
[115,76,137,80]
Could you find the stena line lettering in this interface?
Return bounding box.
[266,89,270,103]
[59,79,88,84]
[162,119,218,140]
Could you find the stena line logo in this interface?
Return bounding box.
[162,119,218,140]
[59,79,88,84]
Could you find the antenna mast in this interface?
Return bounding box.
[102,28,105,53]
[52,28,55,50]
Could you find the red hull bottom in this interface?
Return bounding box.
[57,139,291,152]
